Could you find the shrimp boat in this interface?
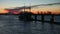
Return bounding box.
[19,12,34,21]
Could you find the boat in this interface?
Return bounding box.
[19,12,33,21]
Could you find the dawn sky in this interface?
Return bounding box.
[0,0,60,8]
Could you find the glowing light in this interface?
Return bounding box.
[0,9,8,13]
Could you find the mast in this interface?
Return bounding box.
[24,3,25,12]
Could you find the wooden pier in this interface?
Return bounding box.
[0,14,60,25]
[32,14,60,25]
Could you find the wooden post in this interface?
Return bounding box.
[35,14,37,21]
[50,14,54,24]
[34,14,37,30]
[41,11,44,31]
[34,14,37,25]
[41,15,44,24]
[41,12,44,25]
[50,14,55,32]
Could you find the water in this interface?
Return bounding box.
[0,15,60,34]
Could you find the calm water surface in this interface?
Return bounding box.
[0,15,60,34]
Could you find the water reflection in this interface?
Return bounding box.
[41,23,44,31]
[50,23,55,34]
[23,21,32,34]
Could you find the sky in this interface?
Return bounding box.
[0,0,60,8]
[0,0,60,14]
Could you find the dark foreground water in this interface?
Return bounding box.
[0,15,60,34]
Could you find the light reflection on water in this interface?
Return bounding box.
[0,15,60,34]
